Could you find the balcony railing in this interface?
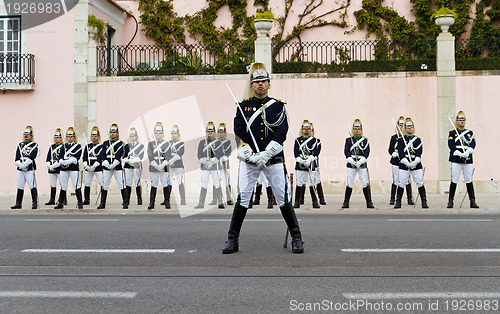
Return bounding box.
[97,38,500,76]
[0,54,35,85]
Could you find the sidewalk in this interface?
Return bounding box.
[0,192,498,215]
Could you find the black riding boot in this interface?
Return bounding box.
[394,186,404,209]
[54,190,66,209]
[31,188,38,209]
[299,185,305,205]
[194,188,207,209]
[208,186,217,206]
[389,184,397,205]
[121,188,129,209]
[179,183,186,205]
[248,191,254,209]
[97,189,107,209]
[363,186,375,208]
[266,186,274,209]
[341,187,352,209]
[447,182,457,208]
[148,187,157,210]
[163,186,171,209]
[75,188,83,209]
[222,203,248,254]
[253,184,262,205]
[11,189,24,209]
[310,186,320,208]
[418,186,429,208]
[466,182,479,208]
[136,186,143,205]
[317,182,326,205]
[226,185,233,205]
[406,183,414,205]
[280,202,304,253]
[82,186,91,205]
[216,187,224,209]
[126,186,132,207]
[293,186,303,208]
[46,187,57,205]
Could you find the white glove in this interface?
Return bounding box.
[199,157,209,165]
[83,161,88,169]
[122,157,129,164]
[168,154,181,166]
[49,161,60,171]
[346,157,355,166]
[89,162,99,172]
[102,160,110,169]
[453,150,466,158]
[237,145,253,161]
[68,157,77,165]
[60,159,69,166]
[464,147,474,158]
[45,161,51,169]
[109,159,120,170]
[20,159,32,171]
[295,156,306,164]
[254,141,283,168]
[391,151,399,158]
[206,157,218,169]
[357,156,367,167]
[155,160,168,171]
[128,156,141,166]
[220,155,228,163]
[15,160,23,168]
[304,155,315,168]
[150,160,159,169]
[408,157,420,169]
[401,158,410,167]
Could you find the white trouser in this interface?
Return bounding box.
[451,163,473,184]
[312,169,321,185]
[59,170,81,191]
[124,168,141,187]
[84,171,103,187]
[221,168,231,186]
[296,170,317,187]
[398,168,424,188]
[256,171,270,187]
[17,170,36,189]
[150,171,169,188]
[170,167,184,185]
[346,167,369,188]
[237,161,290,208]
[48,173,59,188]
[102,169,124,190]
[201,170,220,189]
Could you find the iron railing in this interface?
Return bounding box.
[456,38,500,70]
[0,54,35,84]
[97,38,500,76]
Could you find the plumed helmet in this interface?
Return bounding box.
[352,119,363,136]
[218,123,227,133]
[397,116,405,126]
[109,123,119,138]
[90,126,100,141]
[129,127,138,137]
[206,121,215,132]
[456,110,466,121]
[154,122,163,134]
[24,125,34,140]
[66,126,77,142]
[53,128,62,142]
[243,63,269,98]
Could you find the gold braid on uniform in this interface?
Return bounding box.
[262,105,287,132]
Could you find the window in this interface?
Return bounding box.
[0,17,21,76]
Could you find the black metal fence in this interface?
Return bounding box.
[0,54,35,84]
[97,38,500,76]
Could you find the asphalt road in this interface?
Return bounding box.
[0,212,499,313]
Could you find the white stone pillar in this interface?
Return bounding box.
[87,27,98,135]
[254,19,273,74]
[436,31,455,194]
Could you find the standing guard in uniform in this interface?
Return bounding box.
[310,122,326,205]
[394,118,428,209]
[195,122,224,209]
[55,127,83,209]
[147,122,171,209]
[12,126,39,209]
[222,63,303,254]
[341,119,374,209]
[293,120,320,209]
[447,111,479,208]
[388,116,413,205]
[218,123,234,206]
[98,124,129,209]
[123,128,144,206]
[167,125,186,205]
[82,126,103,205]
[44,128,63,205]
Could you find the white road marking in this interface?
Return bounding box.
[23,219,120,222]
[201,219,290,222]
[22,249,175,253]
[388,219,492,222]
[0,291,136,298]
[344,292,500,299]
[342,248,500,253]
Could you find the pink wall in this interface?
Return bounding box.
[1,11,75,193]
